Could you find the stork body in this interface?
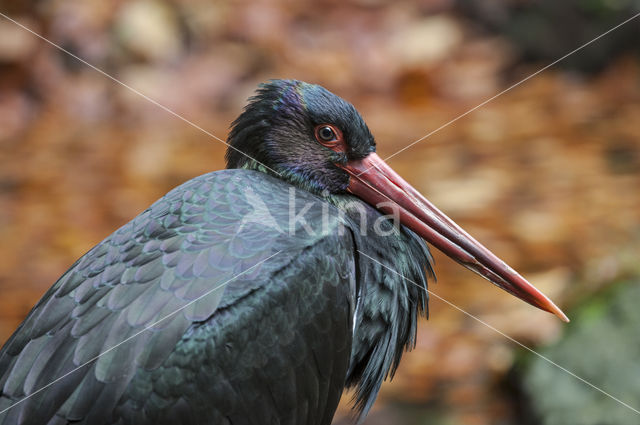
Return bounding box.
[0,171,428,424]
[0,80,564,424]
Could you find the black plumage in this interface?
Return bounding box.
[0,80,431,424]
[0,79,566,425]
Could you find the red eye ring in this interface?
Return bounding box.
[314,124,344,150]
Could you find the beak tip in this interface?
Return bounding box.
[548,302,570,323]
[557,311,570,323]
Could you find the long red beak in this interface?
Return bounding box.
[342,153,569,322]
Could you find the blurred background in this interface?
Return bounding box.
[0,1,639,424]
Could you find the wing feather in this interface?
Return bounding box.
[0,170,356,424]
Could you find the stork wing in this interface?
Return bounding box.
[0,170,356,425]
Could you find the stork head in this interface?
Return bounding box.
[226,79,568,322]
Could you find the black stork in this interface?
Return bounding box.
[0,80,567,425]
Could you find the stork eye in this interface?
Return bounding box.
[314,124,344,149]
[318,126,336,142]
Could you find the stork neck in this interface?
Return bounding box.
[239,159,274,175]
